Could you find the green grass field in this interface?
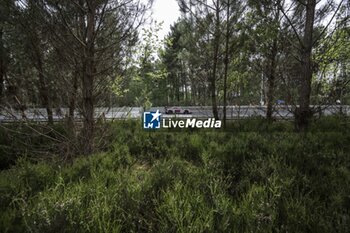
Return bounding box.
[1,118,350,232]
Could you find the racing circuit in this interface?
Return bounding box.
[0,105,349,122]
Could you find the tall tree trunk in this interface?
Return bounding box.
[181,61,188,103]
[37,60,53,125]
[266,39,278,120]
[68,66,78,124]
[211,1,220,120]
[0,27,4,99]
[34,45,53,125]
[266,4,280,121]
[211,57,219,119]
[190,68,196,105]
[81,0,96,155]
[176,74,180,103]
[296,0,316,131]
[223,0,230,128]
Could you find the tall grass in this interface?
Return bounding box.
[1,117,349,232]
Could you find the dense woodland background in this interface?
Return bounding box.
[1,1,349,130]
[0,0,350,232]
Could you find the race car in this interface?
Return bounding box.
[165,106,191,114]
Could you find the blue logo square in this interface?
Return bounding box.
[143,110,161,129]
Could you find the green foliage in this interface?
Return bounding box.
[0,123,70,169]
[125,21,168,107]
[1,119,350,232]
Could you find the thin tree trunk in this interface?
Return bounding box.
[296,0,316,131]
[184,68,188,104]
[266,39,278,120]
[68,67,78,124]
[211,61,219,119]
[37,63,53,125]
[34,46,53,125]
[211,1,220,120]
[81,0,96,155]
[175,74,180,103]
[0,27,4,99]
[190,68,196,104]
[266,3,280,121]
[223,0,230,128]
